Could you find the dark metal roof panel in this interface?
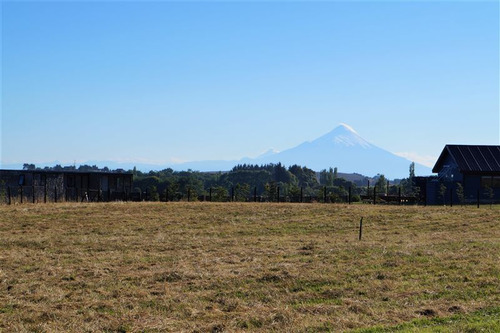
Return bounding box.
[468,146,490,171]
[485,146,500,169]
[0,169,133,176]
[445,145,500,173]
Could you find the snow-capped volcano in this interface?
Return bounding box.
[171,123,431,178]
[310,123,373,149]
[252,123,431,178]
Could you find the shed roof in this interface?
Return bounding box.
[432,145,500,174]
[0,169,133,176]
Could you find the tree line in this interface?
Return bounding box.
[19,162,419,202]
[131,162,419,202]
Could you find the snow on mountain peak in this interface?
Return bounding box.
[313,123,373,149]
[257,148,280,158]
[338,123,358,134]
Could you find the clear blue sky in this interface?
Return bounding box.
[1,1,499,169]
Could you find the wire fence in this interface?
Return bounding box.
[0,185,131,204]
[0,184,497,206]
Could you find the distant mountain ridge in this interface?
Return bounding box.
[244,124,431,178]
[2,124,432,179]
[174,123,431,179]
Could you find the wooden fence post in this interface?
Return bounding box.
[44,184,47,203]
[373,187,376,205]
[324,186,327,203]
[254,187,257,202]
[8,186,11,205]
[301,187,303,203]
[277,187,280,203]
[20,186,23,204]
[348,186,352,205]
[359,217,363,240]
[54,186,57,203]
[450,188,453,207]
[367,180,370,197]
[187,188,191,202]
[32,185,36,204]
[477,189,480,208]
[398,187,401,205]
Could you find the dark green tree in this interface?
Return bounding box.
[0,180,6,203]
[213,186,229,202]
[23,163,36,170]
[439,183,447,205]
[400,162,416,196]
[234,183,250,201]
[375,174,387,194]
[319,168,334,187]
[265,181,278,202]
[148,185,160,201]
[456,183,464,205]
[288,165,318,189]
[484,185,494,207]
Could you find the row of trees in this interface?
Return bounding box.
[131,163,420,202]
[23,163,125,173]
[438,182,495,206]
[14,162,420,203]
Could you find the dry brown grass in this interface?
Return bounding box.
[0,202,499,332]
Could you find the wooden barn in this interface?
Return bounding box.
[427,145,500,205]
[0,169,133,203]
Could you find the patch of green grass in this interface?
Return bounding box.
[0,303,18,314]
[355,307,500,332]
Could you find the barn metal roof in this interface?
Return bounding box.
[0,169,132,176]
[432,145,500,174]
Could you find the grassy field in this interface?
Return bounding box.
[0,202,499,332]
